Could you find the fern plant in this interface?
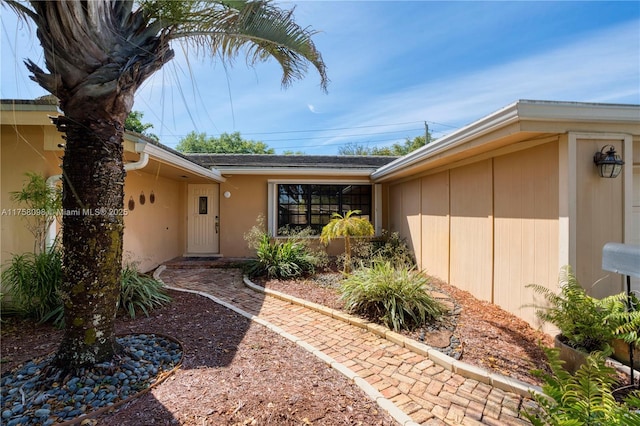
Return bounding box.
[525,347,640,425]
[601,292,640,347]
[340,260,444,331]
[527,266,613,353]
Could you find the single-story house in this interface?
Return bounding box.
[2,98,639,330]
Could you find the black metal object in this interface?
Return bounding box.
[602,242,640,386]
[593,145,624,178]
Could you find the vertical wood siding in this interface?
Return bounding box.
[576,139,625,298]
[493,143,559,325]
[449,160,494,301]
[388,141,563,326]
[420,172,450,282]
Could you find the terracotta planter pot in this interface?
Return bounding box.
[611,338,640,371]
[554,334,588,374]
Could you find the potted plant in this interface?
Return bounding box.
[528,266,614,373]
[602,292,640,371]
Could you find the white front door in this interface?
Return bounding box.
[187,184,219,254]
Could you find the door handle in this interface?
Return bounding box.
[215,216,219,234]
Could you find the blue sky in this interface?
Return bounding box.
[2,1,639,154]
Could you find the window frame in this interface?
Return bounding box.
[268,179,382,237]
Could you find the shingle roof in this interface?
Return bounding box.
[188,154,398,169]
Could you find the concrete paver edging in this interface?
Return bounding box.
[242,275,542,399]
[154,265,420,426]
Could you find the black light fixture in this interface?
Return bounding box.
[593,145,624,178]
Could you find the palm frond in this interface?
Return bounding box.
[163,0,328,91]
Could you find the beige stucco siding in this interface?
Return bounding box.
[449,160,494,301]
[1,119,188,274]
[493,142,559,326]
[575,138,625,298]
[420,171,450,282]
[122,170,185,272]
[1,125,63,263]
[219,175,269,258]
[217,174,379,258]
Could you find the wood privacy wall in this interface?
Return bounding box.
[389,141,561,327]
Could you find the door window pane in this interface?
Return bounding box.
[199,196,208,214]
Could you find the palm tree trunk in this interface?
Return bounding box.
[53,113,125,370]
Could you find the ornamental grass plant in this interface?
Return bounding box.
[120,263,172,319]
[340,260,444,332]
[1,244,63,325]
[1,253,171,325]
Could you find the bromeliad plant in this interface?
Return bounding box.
[340,260,445,332]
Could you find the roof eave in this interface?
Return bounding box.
[125,135,226,182]
[216,167,378,177]
[371,100,640,182]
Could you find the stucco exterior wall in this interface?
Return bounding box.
[122,170,185,272]
[1,124,63,267]
[218,174,382,258]
[219,174,269,258]
[1,119,187,275]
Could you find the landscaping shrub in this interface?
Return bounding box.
[525,347,640,425]
[340,260,444,332]
[244,216,327,279]
[527,266,613,353]
[347,230,415,271]
[119,263,172,319]
[245,234,322,279]
[320,210,374,273]
[1,244,63,326]
[2,252,170,325]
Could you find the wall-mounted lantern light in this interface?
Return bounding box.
[223,191,231,199]
[593,145,624,178]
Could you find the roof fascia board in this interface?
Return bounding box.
[0,102,59,112]
[372,101,521,180]
[217,167,377,176]
[267,178,371,184]
[126,135,226,182]
[517,101,640,123]
[371,100,640,182]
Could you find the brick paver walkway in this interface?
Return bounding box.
[157,264,538,426]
